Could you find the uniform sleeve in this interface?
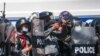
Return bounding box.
[44,28,54,37]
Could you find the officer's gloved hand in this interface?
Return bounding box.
[52,23,60,30]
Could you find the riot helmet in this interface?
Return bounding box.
[59,11,73,21]
[39,11,53,30]
[16,18,31,33]
[28,12,39,22]
[59,11,73,26]
[39,11,53,23]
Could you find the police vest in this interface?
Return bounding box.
[71,27,98,56]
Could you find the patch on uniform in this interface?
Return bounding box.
[72,44,97,56]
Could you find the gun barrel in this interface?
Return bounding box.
[2,2,6,19]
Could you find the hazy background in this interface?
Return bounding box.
[0,0,100,17]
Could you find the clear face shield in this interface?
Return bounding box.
[71,27,98,44]
[31,17,44,37]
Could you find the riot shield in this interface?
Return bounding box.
[0,20,7,56]
[0,3,15,56]
[31,17,45,56]
[71,27,98,56]
[0,22,6,43]
[0,18,15,56]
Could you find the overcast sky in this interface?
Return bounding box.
[0,0,81,3]
[0,0,100,17]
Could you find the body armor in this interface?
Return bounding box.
[71,27,98,56]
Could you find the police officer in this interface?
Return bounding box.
[40,11,60,56]
[31,11,60,56]
[12,18,32,56]
[31,12,45,56]
[52,11,74,56]
[0,18,14,56]
[71,18,98,56]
